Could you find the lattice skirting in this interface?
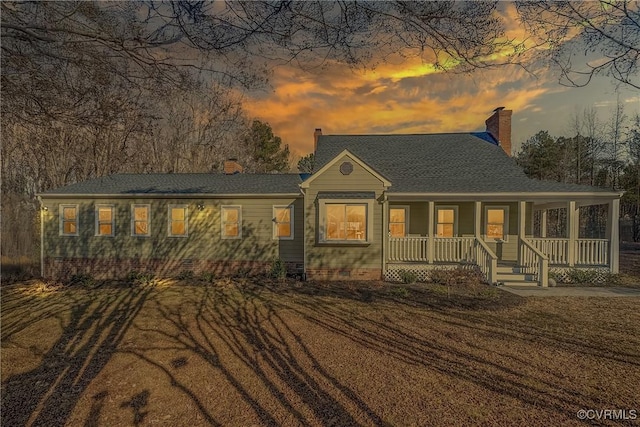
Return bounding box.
[385,263,480,283]
[549,267,611,284]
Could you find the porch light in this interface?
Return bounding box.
[41,206,48,211]
[196,203,205,211]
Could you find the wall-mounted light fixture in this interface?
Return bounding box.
[42,206,49,211]
[197,203,205,211]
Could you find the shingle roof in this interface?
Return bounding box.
[314,133,613,194]
[41,173,303,196]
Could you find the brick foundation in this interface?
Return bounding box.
[43,258,381,282]
[305,268,382,281]
[44,257,302,281]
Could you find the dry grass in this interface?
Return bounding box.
[1,256,39,284]
[2,278,639,427]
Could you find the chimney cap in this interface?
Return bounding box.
[492,106,505,113]
[314,128,322,132]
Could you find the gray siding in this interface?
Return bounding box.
[389,201,534,262]
[42,197,303,263]
[305,153,386,270]
[483,202,531,262]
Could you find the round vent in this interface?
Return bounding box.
[340,161,353,175]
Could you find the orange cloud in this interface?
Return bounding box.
[242,2,597,159]
[244,60,557,158]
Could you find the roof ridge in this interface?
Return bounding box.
[319,131,486,137]
[101,172,302,176]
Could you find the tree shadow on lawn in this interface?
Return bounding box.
[263,280,640,420]
[6,278,635,425]
[1,283,152,426]
[121,279,638,425]
[126,281,387,426]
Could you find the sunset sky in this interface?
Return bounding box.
[240,3,640,158]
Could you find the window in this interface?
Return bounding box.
[131,205,150,236]
[60,204,78,236]
[389,207,408,237]
[318,198,373,243]
[168,205,188,237]
[485,206,508,241]
[326,204,367,241]
[273,206,294,239]
[221,206,241,239]
[95,205,114,236]
[436,206,458,237]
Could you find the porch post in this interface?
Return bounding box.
[382,195,388,274]
[567,201,578,267]
[428,201,435,264]
[517,200,526,265]
[540,209,547,238]
[474,201,482,238]
[607,198,620,273]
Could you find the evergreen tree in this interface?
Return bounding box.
[245,120,290,173]
[297,153,315,173]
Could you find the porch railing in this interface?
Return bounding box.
[576,239,609,265]
[388,236,429,262]
[520,238,549,287]
[434,237,475,263]
[529,238,568,264]
[475,238,498,284]
[529,238,608,266]
[387,236,497,284]
[388,236,477,263]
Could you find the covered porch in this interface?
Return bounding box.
[383,196,621,286]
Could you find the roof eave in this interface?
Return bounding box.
[386,191,623,200]
[38,192,303,199]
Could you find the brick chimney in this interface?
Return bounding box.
[485,107,512,156]
[313,128,322,153]
[223,158,243,174]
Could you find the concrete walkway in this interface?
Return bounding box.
[500,286,640,297]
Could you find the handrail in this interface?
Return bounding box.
[433,237,475,263]
[521,237,549,287]
[475,238,498,285]
[575,239,609,265]
[529,238,567,264]
[388,236,429,262]
[529,237,609,266]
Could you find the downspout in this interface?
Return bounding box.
[37,195,44,277]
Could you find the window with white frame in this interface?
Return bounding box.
[389,207,408,237]
[221,206,242,239]
[168,205,188,237]
[485,206,508,241]
[273,206,294,239]
[95,205,115,236]
[436,206,458,237]
[60,204,78,236]
[324,203,367,241]
[131,204,150,236]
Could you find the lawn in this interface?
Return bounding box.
[1,278,639,427]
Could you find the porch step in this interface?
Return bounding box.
[496,265,522,274]
[500,280,539,287]
[496,273,535,282]
[496,265,538,286]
